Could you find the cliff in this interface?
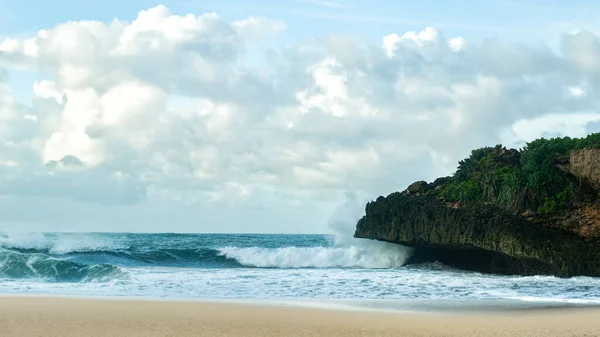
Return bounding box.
[354,135,600,277]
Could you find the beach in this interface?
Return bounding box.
[1,297,599,337]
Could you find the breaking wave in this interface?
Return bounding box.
[0,192,416,282]
[0,232,411,282]
[1,232,599,306]
[0,243,409,281]
[217,244,410,269]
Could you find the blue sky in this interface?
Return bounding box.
[2,0,597,40]
[0,1,598,233]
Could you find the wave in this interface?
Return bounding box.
[0,233,412,269]
[0,232,129,254]
[0,232,413,283]
[0,248,122,282]
[0,244,409,274]
[114,248,243,267]
[217,244,411,269]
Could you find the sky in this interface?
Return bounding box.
[0,0,599,233]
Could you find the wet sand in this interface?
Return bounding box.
[1,296,599,336]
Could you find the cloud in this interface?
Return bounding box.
[232,16,287,41]
[502,112,600,146]
[0,5,600,231]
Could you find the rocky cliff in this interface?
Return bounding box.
[354,136,600,277]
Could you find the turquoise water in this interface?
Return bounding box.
[1,232,599,307]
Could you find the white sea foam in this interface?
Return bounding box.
[218,244,410,269]
[3,265,600,307]
[504,296,600,305]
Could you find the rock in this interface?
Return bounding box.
[406,181,429,194]
[559,149,600,189]
[354,194,600,277]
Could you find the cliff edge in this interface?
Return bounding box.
[354,135,600,277]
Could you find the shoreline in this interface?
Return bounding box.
[2,296,600,336]
[1,293,599,314]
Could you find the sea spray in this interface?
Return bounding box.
[217,192,413,269]
[0,232,129,254]
[327,191,413,267]
[217,245,403,268]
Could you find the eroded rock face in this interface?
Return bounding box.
[354,193,600,277]
[564,149,600,189]
[548,148,600,238]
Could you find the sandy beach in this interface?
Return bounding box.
[0,297,599,336]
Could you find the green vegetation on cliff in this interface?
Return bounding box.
[356,133,600,276]
[437,133,600,215]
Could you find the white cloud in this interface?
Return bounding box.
[0,6,600,232]
[503,112,600,146]
[33,80,64,103]
[0,36,40,61]
[232,16,287,41]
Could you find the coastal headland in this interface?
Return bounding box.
[356,134,600,277]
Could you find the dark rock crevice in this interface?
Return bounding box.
[405,246,555,276]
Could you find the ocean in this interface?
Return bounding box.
[1,232,600,310]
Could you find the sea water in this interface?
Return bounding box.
[1,232,600,310]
